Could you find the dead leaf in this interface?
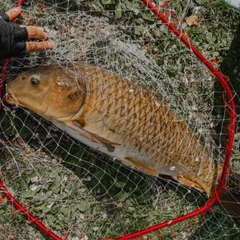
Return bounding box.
[186,14,200,27]
[116,202,122,208]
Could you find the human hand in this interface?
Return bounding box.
[0,7,54,60]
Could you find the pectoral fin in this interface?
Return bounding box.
[66,120,119,153]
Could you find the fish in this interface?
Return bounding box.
[5,62,240,224]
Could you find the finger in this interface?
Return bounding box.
[5,7,21,21]
[26,41,55,53]
[25,26,48,40]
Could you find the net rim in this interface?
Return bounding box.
[0,1,237,239]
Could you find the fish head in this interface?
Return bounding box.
[5,65,86,120]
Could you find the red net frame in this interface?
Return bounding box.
[0,0,237,239]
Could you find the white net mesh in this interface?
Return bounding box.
[0,0,240,239]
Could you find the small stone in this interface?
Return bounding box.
[30,184,38,191]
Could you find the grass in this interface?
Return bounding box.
[1,0,240,239]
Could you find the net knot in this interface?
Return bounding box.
[160,1,170,8]
[163,11,177,19]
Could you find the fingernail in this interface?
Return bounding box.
[14,7,22,12]
[48,41,55,49]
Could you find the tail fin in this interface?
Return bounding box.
[219,172,240,225]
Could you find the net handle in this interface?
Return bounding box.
[115,1,237,239]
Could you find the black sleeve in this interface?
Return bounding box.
[0,13,28,60]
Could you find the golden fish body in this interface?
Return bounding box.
[5,63,222,196]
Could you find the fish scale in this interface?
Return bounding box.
[5,63,240,225]
[78,65,219,192]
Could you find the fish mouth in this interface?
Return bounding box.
[5,85,19,106]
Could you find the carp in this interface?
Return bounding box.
[5,63,240,224]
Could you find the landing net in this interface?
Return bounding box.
[0,1,239,239]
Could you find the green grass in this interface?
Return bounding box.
[1,0,240,239]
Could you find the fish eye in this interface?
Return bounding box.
[29,75,40,87]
